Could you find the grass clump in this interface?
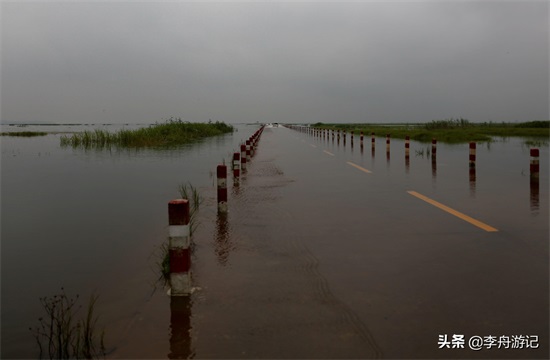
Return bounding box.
[514,121,549,128]
[1,131,48,137]
[29,288,106,359]
[424,118,472,129]
[60,118,234,149]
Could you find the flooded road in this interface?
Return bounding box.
[2,124,548,358]
[188,126,548,359]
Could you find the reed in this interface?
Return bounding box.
[29,288,106,359]
[60,118,234,149]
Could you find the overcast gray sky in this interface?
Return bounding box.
[1,0,548,124]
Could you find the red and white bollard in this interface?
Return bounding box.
[371,132,375,147]
[530,148,540,179]
[469,142,476,168]
[250,137,255,157]
[245,140,251,162]
[168,200,191,296]
[530,148,540,210]
[217,164,228,213]
[360,131,364,145]
[233,152,240,184]
[240,144,247,172]
[386,134,390,152]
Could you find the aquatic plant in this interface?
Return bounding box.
[29,288,106,359]
[523,139,549,147]
[60,118,234,149]
[415,149,425,157]
[178,183,203,219]
[424,118,472,130]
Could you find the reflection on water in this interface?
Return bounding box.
[2,125,548,358]
[405,153,410,173]
[431,153,437,181]
[169,296,194,359]
[469,166,476,198]
[530,177,539,214]
[231,178,242,196]
[214,213,232,267]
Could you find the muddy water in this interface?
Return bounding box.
[2,125,548,359]
[190,132,383,358]
[187,128,548,359]
[1,124,259,358]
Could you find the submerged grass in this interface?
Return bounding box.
[524,139,549,147]
[29,288,106,359]
[313,119,550,143]
[60,118,234,149]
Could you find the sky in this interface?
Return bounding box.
[1,0,548,125]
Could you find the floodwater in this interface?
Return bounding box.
[1,124,548,359]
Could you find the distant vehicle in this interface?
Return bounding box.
[273,123,279,127]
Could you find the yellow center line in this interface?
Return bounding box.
[323,150,335,156]
[407,191,498,232]
[310,144,317,148]
[346,161,372,174]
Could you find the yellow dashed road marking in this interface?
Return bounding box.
[407,191,498,232]
[346,161,372,174]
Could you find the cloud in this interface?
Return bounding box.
[1,1,548,124]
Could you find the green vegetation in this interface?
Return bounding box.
[313,119,550,143]
[29,288,105,359]
[178,182,203,235]
[1,131,48,137]
[60,118,234,149]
